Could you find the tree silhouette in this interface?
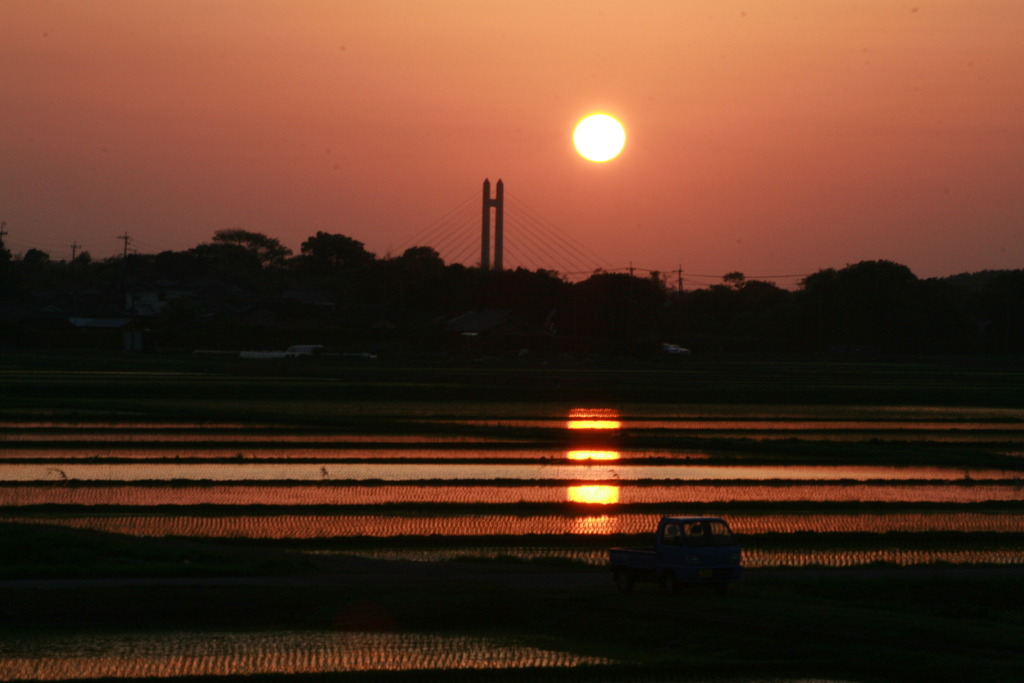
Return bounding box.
[213,229,292,268]
[800,260,920,352]
[572,272,665,347]
[2,223,1019,357]
[976,270,1024,351]
[299,232,374,273]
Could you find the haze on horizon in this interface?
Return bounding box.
[2,1,1022,285]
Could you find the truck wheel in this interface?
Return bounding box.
[661,571,679,596]
[614,570,634,594]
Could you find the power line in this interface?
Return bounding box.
[129,235,179,254]
[378,183,816,284]
[3,183,815,288]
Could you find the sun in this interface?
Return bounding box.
[573,114,625,162]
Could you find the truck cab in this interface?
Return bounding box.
[609,516,741,594]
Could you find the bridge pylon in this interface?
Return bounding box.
[481,178,504,271]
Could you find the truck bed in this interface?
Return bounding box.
[609,547,658,568]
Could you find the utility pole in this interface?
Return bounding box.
[117,233,131,298]
[677,266,683,293]
[0,221,8,243]
[71,241,80,261]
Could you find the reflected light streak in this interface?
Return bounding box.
[567,420,622,430]
[566,450,620,461]
[567,484,620,505]
[566,408,621,431]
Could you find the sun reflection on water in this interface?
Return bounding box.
[565,450,620,461]
[566,484,620,505]
[566,483,622,534]
[566,407,622,431]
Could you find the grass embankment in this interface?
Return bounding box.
[2,524,1023,682]
[5,517,1024,577]
[3,352,1024,416]
[0,522,318,579]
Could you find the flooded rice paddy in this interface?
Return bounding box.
[4,461,1021,482]
[3,403,1024,678]
[3,404,1023,569]
[6,482,1023,506]
[0,630,612,680]
[9,509,1024,539]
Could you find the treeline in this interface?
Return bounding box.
[1,229,1022,357]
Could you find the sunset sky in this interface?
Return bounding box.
[2,1,1022,286]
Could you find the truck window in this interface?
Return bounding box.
[683,522,709,546]
[663,523,682,545]
[707,520,736,546]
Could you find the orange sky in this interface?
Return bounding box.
[2,1,1022,285]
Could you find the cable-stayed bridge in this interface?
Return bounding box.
[395,180,615,281]
[395,180,810,288]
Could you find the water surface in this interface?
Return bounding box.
[8,510,1023,539]
[3,462,1017,482]
[4,482,1023,506]
[0,630,611,680]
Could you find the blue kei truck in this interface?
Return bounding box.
[609,516,742,595]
